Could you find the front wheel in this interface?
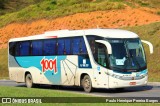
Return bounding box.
[115,88,125,91]
[82,75,92,93]
[25,73,34,88]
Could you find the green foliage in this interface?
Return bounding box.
[157,11,160,15]
[0,0,5,9]
[133,0,160,8]
[0,48,8,78]
[0,0,43,15]
[51,0,57,5]
[0,0,159,27]
[0,86,158,105]
[0,86,90,97]
[0,0,125,27]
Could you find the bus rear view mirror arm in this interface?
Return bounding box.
[95,40,112,54]
[141,40,153,54]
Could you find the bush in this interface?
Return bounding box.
[51,0,57,5]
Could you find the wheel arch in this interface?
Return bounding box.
[80,73,92,86]
[24,71,31,82]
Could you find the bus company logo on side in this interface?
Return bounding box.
[40,57,57,74]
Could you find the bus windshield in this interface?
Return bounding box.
[107,38,146,72]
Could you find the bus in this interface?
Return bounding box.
[8,29,153,92]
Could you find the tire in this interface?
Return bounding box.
[82,75,92,93]
[115,88,125,91]
[25,73,34,88]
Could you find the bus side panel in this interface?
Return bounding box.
[14,56,67,85]
[24,67,51,84]
[9,67,25,83]
[9,55,25,83]
[92,67,109,88]
[60,56,78,86]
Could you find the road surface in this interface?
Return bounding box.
[0,80,160,97]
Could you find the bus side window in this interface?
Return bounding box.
[64,39,71,55]
[90,40,95,54]
[20,41,30,56]
[80,38,87,54]
[57,39,65,55]
[32,40,43,56]
[43,39,56,55]
[72,37,81,55]
[9,42,16,56]
[72,37,87,55]
[95,43,109,68]
[15,42,20,56]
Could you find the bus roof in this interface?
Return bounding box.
[9,29,139,42]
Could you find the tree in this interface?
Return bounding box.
[0,0,5,9]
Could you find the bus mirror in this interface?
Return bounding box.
[95,40,112,54]
[141,40,153,54]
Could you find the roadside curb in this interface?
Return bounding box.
[0,79,12,82]
[148,82,160,86]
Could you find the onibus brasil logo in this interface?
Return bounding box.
[40,57,57,74]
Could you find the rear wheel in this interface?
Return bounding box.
[82,75,92,93]
[25,73,34,88]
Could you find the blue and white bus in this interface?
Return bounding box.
[8,29,153,92]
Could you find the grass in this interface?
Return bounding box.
[134,0,160,8]
[0,48,8,78]
[0,0,43,15]
[1,104,159,106]
[0,86,159,105]
[157,11,160,15]
[0,0,159,28]
[0,86,89,97]
[0,0,124,28]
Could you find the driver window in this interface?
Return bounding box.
[94,42,109,68]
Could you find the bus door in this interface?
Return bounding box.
[93,41,110,88]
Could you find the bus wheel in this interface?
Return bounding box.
[82,75,92,93]
[115,88,125,91]
[25,74,34,88]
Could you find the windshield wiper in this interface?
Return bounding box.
[124,41,131,69]
[130,55,141,71]
[110,66,127,72]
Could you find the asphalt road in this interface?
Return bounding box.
[0,80,160,97]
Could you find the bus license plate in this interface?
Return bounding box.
[129,82,136,85]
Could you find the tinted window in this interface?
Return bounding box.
[43,39,56,55]
[11,37,88,56]
[9,42,16,56]
[72,37,87,55]
[87,35,103,54]
[80,38,87,54]
[64,39,71,54]
[88,37,95,54]
[95,43,108,67]
[87,35,109,68]
[20,41,30,56]
[15,42,20,56]
[57,39,65,55]
[32,40,43,56]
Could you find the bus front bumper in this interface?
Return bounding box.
[108,75,148,88]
